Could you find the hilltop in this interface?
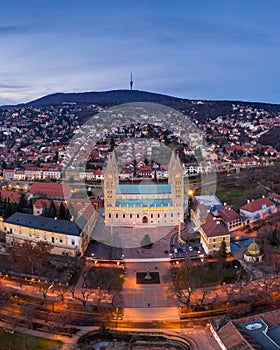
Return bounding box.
[9,89,280,122]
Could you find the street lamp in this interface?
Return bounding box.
[115,307,119,329]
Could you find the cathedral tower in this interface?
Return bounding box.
[168,151,184,207]
[104,151,119,207]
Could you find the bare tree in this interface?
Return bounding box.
[75,288,93,309]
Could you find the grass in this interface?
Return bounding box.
[215,185,248,207]
[136,272,160,284]
[0,327,62,349]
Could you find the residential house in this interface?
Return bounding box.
[240,198,277,224]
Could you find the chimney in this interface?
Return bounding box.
[224,202,227,206]
[247,199,250,204]
[217,221,220,224]
[262,195,265,198]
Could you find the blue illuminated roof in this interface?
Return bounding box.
[116,184,172,195]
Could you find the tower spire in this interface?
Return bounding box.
[130,72,133,90]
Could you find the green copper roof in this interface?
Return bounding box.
[116,184,172,195]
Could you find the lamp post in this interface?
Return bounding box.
[115,307,119,329]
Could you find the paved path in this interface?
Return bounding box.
[123,307,179,321]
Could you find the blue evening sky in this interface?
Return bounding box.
[0,0,280,104]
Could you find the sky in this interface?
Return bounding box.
[0,0,280,105]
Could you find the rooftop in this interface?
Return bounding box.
[240,198,275,213]
[5,212,82,237]
[116,183,172,195]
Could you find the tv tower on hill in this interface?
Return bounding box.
[130,72,133,90]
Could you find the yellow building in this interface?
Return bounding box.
[200,213,231,255]
[4,209,97,257]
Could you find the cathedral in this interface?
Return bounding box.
[104,151,186,227]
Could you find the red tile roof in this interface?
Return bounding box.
[218,205,242,222]
[240,198,275,213]
[0,190,20,202]
[201,214,229,237]
[34,199,51,209]
[30,182,71,198]
[271,192,280,201]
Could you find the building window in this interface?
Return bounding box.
[10,228,13,234]
[130,214,132,219]
[19,230,22,235]
[36,234,39,239]
[60,238,63,243]
[51,237,54,243]
[151,214,153,218]
[109,213,111,218]
[29,232,32,237]
[213,238,216,242]
[71,240,75,245]
[44,235,47,241]
[116,214,118,219]
[137,214,139,219]
[123,214,125,218]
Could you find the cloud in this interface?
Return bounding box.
[0,83,30,89]
[0,24,45,37]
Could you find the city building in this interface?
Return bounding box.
[200,213,231,255]
[4,210,96,257]
[104,151,186,227]
[30,182,72,200]
[240,198,277,224]
[218,205,243,231]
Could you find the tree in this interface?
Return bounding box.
[168,258,199,309]
[141,234,153,248]
[17,193,27,213]
[48,200,57,218]
[75,288,93,309]
[58,202,66,220]
[9,241,52,275]
[85,266,124,293]
[3,201,16,219]
[216,240,227,262]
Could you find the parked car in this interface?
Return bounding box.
[189,246,193,251]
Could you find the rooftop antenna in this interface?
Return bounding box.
[130,72,133,90]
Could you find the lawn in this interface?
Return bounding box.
[215,185,248,207]
[0,328,62,349]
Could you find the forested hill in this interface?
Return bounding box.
[20,89,280,121]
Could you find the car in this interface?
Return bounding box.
[189,246,193,251]
[194,246,199,251]
[182,247,187,252]
[174,248,178,254]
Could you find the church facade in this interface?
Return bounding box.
[104,152,186,227]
